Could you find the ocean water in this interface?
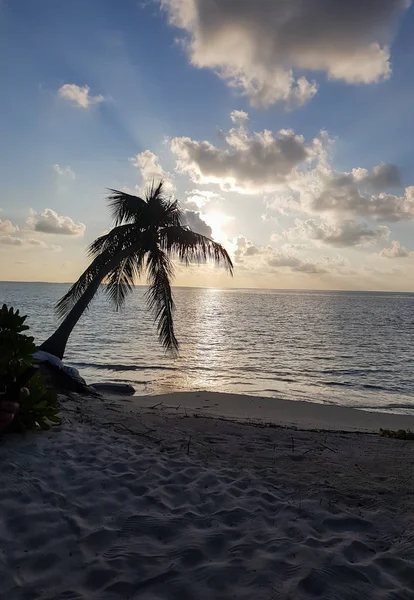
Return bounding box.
[1,282,414,414]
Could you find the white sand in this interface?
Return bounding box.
[1,392,414,599]
[130,390,414,432]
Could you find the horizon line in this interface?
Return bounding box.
[1,280,414,295]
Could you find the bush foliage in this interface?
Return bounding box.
[0,304,61,432]
[379,428,414,441]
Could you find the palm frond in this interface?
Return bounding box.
[145,181,185,228]
[104,248,147,310]
[107,189,147,226]
[145,245,178,352]
[145,180,164,203]
[58,230,147,320]
[87,224,138,259]
[164,199,185,227]
[159,226,234,274]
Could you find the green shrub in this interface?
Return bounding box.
[379,428,414,441]
[0,304,35,379]
[0,304,61,432]
[9,372,61,433]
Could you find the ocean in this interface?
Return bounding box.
[2,282,414,414]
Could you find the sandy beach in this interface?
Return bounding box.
[2,391,414,599]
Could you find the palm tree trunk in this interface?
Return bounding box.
[39,243,142,360]
[38,276,103,360]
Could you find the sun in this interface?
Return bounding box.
[202,212,234,245]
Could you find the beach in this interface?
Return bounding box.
[3,0,414,598]
[2,392,414,599]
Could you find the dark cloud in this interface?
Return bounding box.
[354,164,401,191]
[308,172,414,222]
[285,219,390,247]
[184,210,213,237]
[162,0,409,107]
[171,112,321,193]
[27,209,86,236]
[234,235,326,274]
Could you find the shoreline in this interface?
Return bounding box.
[127,390,414,433]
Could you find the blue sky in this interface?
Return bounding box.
[1,0,414,290]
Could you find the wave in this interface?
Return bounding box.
[362,383,389,391]
[321,380,354,388]
[70,362,179,372]
[358,402,414,410]
[322,380,391,392]
[321,368,394,376]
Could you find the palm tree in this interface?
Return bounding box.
[39,183,233,360]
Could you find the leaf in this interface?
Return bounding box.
[33,400,47,409]
[145,245,178,352]
[47,414,62,424]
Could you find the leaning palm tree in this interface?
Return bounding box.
[39,183,233,360]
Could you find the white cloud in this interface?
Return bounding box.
[0,219,17,234]
[58,84,104,109]
[178,121,412,227]
[293,166,414,222]
[185,189,221,208]
[230,110,249,124]
[0,235,23,246]
[161,0,409,108]
[284,218,390,247]
[380,240,412,258]
[27,209,86,236]
[129,149,174,192]
[233,235,327,275]
[53,164,76,179]
[0,218,59,248]
[27,239,62,251]
[171,112,323,193]
[0,234,60,250]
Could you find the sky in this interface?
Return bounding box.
[1,0,414,291]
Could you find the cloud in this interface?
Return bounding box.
[184,209,213,237]
[284,218,390,247]
[0,234,60,250]
[53,164,76,179]
[0,219,17,234]
[178,122,411,227]
[27,209,86,236]
[27,239,62,251]
[58,84,104,108]
[233,235,326,274]
[234,236,262,261]
[171,112,323,193]
[380,240,412,258]
[230,110,249,124]
[129,149,174,192]
[287,164,414,222]
[311,177,413,222]
[185,189,221,208]
[0,235,23,246]
[161,0,409,107]
[352,163,401,191]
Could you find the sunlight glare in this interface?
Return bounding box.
[202,212,234,245]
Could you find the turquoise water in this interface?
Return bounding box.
[2,282,414,414]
